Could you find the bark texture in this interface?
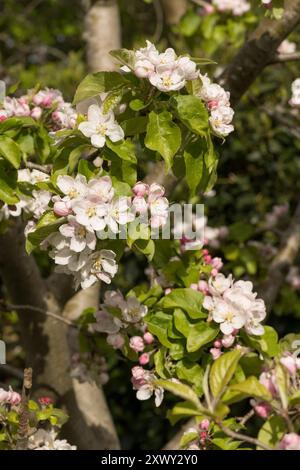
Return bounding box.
[84,0,121,72]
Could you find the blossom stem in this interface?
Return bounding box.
[216,420,274,451]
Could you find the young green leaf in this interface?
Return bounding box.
[209,350,242,400]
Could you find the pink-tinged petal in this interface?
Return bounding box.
[136,385,153,401]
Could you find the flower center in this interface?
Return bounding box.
[225,312,234,322]
[75,226,86,238]
[68,189,79,199]
[162,76,173,87]
[87,207,96,217]
[97,124,107,136]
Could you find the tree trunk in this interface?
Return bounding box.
[0,220,120,449]
[84,0,121,72]
[161,0,187,25]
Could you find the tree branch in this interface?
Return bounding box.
[160,0,188,25]
[222,0,300,105]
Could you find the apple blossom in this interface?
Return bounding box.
[129,336,145,353]
[106,333,125,349]
[139,352,150,365]
[212,0,250,16]
[131,366,164,407]
[78,104,124,148]
[59,216,96,252]
[122,296,148,323]
[80,249,118,287]
[280,353,300,375]
[278,40,296,55]
[143,332,154,344]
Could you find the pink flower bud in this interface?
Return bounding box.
[143,332,154,345]
[38,396,53,406]
[204,255,212,264]
[53,200,72,217]
[31,106,42,120]
[251,401,271,419]
[165,288,172,295]
[198,280,209,294]
[210,347,222,360]
[139,352,150,365]
[0,115,7,122]
[133,181,149,197]
[213,340,222,349]
[221,334,235,348]
[280,353,300,375]
[0,388,9,403]
[211,257,223,270]
[202,249,209,256]
[279,433,300,450]
[7,390,21,405]
[129,336,145,353]
[211,268,218,277]
[199,418,210,431]
[208,100,219,110]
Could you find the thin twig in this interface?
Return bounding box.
[6,303,76,328]
[25,162,52,174]
[270,52,300,64]
[238,409,255,426]
[216,420,274,451]
[16,368,32,450]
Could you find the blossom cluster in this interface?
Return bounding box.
[0,387,21,406]
[130,41,199,92]
[131,366,164,407]
[92,290,148,351]
[198,74,234,136]
[132,181,169,228]
[183,419,211,450]
[70,352,109,386]
[0,88,77,130]
[277,40,296,55]
[0,168,51,223]
[250,352,300,421]
[28,429,76,451]
[289,78,300,107]
[203,273,266,338]
[212,0,250,16]
[34,175,169,289]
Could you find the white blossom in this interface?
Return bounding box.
[78,104,124,148]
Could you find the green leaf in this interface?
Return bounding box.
[154,348,168,379]
[145,111,181,170]
[176,359,204,396]
[78,159,95,180]
[146,311,172,347]
[174,95,209,135]
[27,211,65,251]
[0,136,21,169]
[155,379,203,410]
[275,363,288,410]
[158,288,206,319]
[121,116,148,136]
[209,350,242,399]
[222,376,272,405]
[289,389,300,406]
[173,308,191,337]
[106,138,137,163]
[257,416,286,449]
[109,48,135,68]
[179,11,201,37]
[242,326,279,358]
[0,160,18,204]
[167,401,202,426]
[134,238,155,261]
[187,321,219,353]
[73,72,128,104]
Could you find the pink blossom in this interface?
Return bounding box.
[129,336,145,353]
[280,353,300,375]
[210,347,222,360]
[250,400,271,419]
[279,433,300,450]
[133,182,149,197]
[139,352,150,365]
[106,333,125,349]
[221,334,235,348]
[199,419,210,431]
[31,106,42,119]
[143,332,154,344]
[53,199,72,217]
